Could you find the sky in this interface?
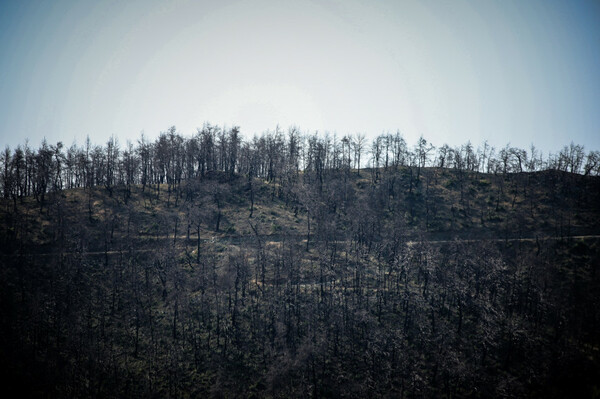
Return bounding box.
[0,0,599,155]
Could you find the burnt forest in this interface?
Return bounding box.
[1,126,600,398]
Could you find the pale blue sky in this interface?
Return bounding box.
[1,0,599,154]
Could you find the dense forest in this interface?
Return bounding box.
[1,126,600,398]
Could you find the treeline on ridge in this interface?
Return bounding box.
[2,124,600,202]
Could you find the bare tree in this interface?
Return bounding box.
[353,133,367,176]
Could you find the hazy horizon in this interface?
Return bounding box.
[1,0,599,154]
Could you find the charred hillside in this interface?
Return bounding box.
[1,130,600,398]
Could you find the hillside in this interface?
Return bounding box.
[1,166,600,398]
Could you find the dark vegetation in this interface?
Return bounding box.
[1,126,600,397]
